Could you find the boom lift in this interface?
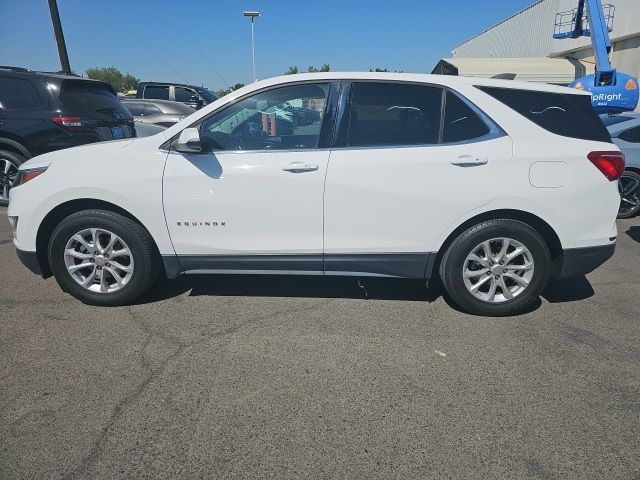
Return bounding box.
[554,0,638,113]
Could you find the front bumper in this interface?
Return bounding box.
[15,248,44,276]
[558,244,616,278]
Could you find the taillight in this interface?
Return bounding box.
[587,151,625,181]
[51,116,97,133]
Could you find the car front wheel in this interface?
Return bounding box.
[439,219,551,316]
[0,150,25,206]
[48,210,160,306]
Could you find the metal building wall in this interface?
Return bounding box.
[452,0,559,58]
[453,0,640,59]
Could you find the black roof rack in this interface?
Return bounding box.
[0,65,32,72]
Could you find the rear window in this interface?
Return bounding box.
[58,81,131,120]
[600,115,635,127]
[0,77,44,109]
[478,86,610,142]
[123,102,145,116]
[144,85,170,100]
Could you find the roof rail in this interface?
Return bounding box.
[0,65,32,72]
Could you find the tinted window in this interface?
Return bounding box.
[58,81,131,121]
[175,87,196,103]
[442,91,490,143]
[619,126,640,143]
[144,104,163,116]
[124,102,145,116]
[200,83,330,151]
[600,114,634,127]
[478,86,610,142]
[0,77,44,109]
[347,82,442,146]
[144,85,170,100]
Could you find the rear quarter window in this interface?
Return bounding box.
[478,86,611,142]
[0,77,45,109]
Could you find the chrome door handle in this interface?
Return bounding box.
[282,162,319,173]
[450,155,488,166]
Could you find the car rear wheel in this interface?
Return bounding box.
[617,170,640,219]
[439,219,551,316]
[48,210,160,306]
[0,150,25,206]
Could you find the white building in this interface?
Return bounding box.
[434,0,639,108]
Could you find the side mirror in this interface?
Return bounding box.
[174,127,203,153]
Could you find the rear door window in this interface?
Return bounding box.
[0,77,44,109]
[442,91,491,143]
[618,126,640,143]
[346,82,443,147]
[478,86,610,142]
[175,87,196,103]
[144,85,170,100]
[58,80,132,121]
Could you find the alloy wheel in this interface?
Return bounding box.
[0,157,20,201]
[64,228,134,294]
[462,237,535,304]
[618,173,640,217]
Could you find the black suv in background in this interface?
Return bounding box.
[0,66,135,204]
[135,81,218,110]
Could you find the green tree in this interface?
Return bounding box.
[85,66,140,94]
[285,65,299,75]
[215,83,245,98]
[308,64,330,73]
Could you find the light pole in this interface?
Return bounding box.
[243,11,260,82]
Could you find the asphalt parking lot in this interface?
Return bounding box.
[1,206,639,480]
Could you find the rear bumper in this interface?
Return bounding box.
[15,248,44,276]
[558,244,615,278]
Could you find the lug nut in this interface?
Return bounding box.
[106,263,110,267]
[495,275,500,279]
[90,258,94,263]
[94,251,98,255]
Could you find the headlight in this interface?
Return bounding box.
[13,167,48,187]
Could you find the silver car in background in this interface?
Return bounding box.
[121,99,195,128]
[602,113,640,218]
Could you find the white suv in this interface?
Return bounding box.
[7,73,622,316]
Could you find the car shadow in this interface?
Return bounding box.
[135,272,594,312]
[541,275,594,303]
[136,274,443,305]
[626,226,640,244]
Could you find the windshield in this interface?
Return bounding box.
[600,115,635,127]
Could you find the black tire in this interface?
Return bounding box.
[617,170,640,219]
[0,150,26,206]
[439,219,551,317]
[48,209,160,306]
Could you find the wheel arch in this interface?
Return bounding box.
[0,137,32,159]
[431,209,563,280]
[35,198,160,277]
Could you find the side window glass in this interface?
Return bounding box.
[0,78,44,109]
[144,104,163,116]
[619,126,640,143]
[124,103,144,116]
[200,83,330,151]
[144,85,169,100]
[347,82,442,147]
[442,91,491,143]
[175,87,196,103]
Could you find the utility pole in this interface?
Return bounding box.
[48,0,71,74]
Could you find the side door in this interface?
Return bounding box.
[163,81,338,274]
[323,81,512,278]
[613,125,640,166]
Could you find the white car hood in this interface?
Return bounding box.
[19,138,137,170]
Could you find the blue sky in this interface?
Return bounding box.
[0,0,534,91]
